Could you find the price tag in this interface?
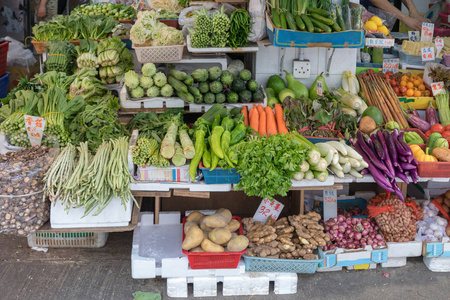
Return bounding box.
[24,115,46,146]
[253,198,284,223]
[383,58,399,73]
[431,81,445,96]
[421,47,435,62]
[365,38,394,48]
[408,31,420,42]
[435,38,444,58]
[317,80,323,96]
[421,22,434,42]
[323,190,337,221]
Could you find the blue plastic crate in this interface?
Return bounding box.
[199,163,241,184]
[0,72,9,100]
[321,198,368,217]
[243,248,323,274]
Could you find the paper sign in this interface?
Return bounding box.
[365,38,394,48]
[317,80,323,96]
[408,31,420,42]
[421,47,435,62]
[323,190,337,221]
[431,81,445,96]
[421,22,434,42]
[24,115,46,146]
[383,58,399,73]
[253,198,284,223]
[435,38,444,58]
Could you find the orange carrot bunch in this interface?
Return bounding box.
[242,104,288,137]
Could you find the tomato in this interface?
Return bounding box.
[447,137,450,144]
[400,86,407,93]
[390,79,397,87]
[442,131,450,138]
[445,125,450,132]
[393,87,400,93]
[386,71,393,76]
[425,130,432,137]
[367,69,375,75]
[383,74,390,79]
[431,123,445,134]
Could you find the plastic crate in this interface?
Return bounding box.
[27,232,109,248]
[0,73,9,99]
[435,27,450,38]
[417,161,450,178]
[182,216,246,269]
[243,248,323,274]
[0,41,8,78]
[439,13,449,25]
[199,162,241,184]
[133,43,185,63]
[321,198,368,217]
[399,50,442,66]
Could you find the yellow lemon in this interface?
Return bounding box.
[378,25,389,36]
[364,21,378,31]
[370,16,383,27]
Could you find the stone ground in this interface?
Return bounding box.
[1,232,450,300]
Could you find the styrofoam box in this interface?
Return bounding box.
[50,197,133,228]
[381,241,422,268]
[319,245,388,269]
[423,256,450,272]
[422,238,450,258]
[119,85,185,109]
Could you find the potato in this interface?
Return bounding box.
[446,191,450,199]
[208,227,232,245]
[227,236,249,252]
[432,147,450,162]
[444,198,450,208]
[202,214,228,228]
[437,196,444,204]
[216,208,232,223]
[444,205,450,213]
[184,221,197,235]
[203,231,208,240]
[201,238,225,252]
[182,225,204,250]
[226,219,241,232]
[186,211,205,224]
[231,232,238,239]
[200,220,213,232]
[190,246,204,253]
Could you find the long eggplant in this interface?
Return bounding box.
[391,179,405,201]
[395,169,410,184]
[396,131,413,155]
[404,111,431,132]
[384,130,399,167]
[356,131,391,176]
[400,162,416,170]
[407,104,420,118]
[377,130,395,176]
[426,100,439,126]
[410,168,419,184]
[371,133,385,160]
[394,138,411,157]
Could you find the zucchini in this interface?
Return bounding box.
[201,104,229,123]
[310,13,334,25]
[272,10,282,28]
[314,27,324,33]
[193,94,203,104]
[169,69,188,81]
[307,7,330,17]
[295,14,306,31]
[300,14,314,33]
[310,18,332,33]
[285,12,297,30]
[280,12,287,29]
[187,85,201,98]
[168,76,188,93]
[176,91,194,103]
[184,75,194,86]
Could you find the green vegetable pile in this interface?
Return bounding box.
[124,63,173,98]
[45,40,75,73]
[97,37,134,84]
[190,6,232,48]
[72,2,136,20]
[233,133,309,199]
[229,9,252,49]
[69,69,109,100]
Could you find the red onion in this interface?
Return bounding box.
[347,238,354,244]
[337,215,345,223]
[337,232,344,239]
[367,239,374,245]
[352,218,358,225]
[378,241,385,246]
[354,232,362,240]
[332,224,339,231]
[361,242,367,247]
[324,225,330,231]
[362,229,368,236]
[345,228,352,236]
[372,242,378,248]
[346,218,352,225]
[329,245,336,250]
[339,226,346,233]
[370,233,376,240]
[362,221,370,228]
[348,231,355,239]
[376,234,383,241]
[340,222,348,229]
[347,243,356,249]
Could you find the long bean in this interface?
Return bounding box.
[229,9,252,49]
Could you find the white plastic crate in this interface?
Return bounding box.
[381,241,422,268]
[50,197,133,228]
[186,35,259,53]
[27,232,109,248]
[133,43,185,63]
[119,85,185,109]
[423,256,450,272]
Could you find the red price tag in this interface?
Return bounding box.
[25,115,46,146]
[431,81,445,96]
[435,38,444,57]
[421,23,434,42]
[253,198,284,222]
[383,58,399,73]
[421,47,435,62]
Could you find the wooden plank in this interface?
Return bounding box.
[257,39,272,46]
[289,184,344,191]
[291,190,305,215]
[172,189,210,199]
[155,196,161,224]
[131,190,172,198]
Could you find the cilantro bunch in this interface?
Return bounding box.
[233,134,309,199]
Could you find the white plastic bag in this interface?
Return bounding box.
[422,200,440,219]
[4,36,36,67]
[247,0,266,42]
[415,216,448,242]
[423,62,449,89]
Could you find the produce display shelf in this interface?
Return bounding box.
[119,85,185,109]
[130,181,233,192]
[186,35,259,53]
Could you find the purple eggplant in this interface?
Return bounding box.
[377,130,396,176]
[395,169,410,184]
[405,171,410,176]
[384,130,398,167]
[398,156,408,163]
[356,131,391,176]
[426,100,439,126]
[408,104,420,118]
[361,169,369,175]
[397,131,413,155]
[366,136,376,153]
[410,169,419,184]
[394,138,412,156]
[404,111,431,132]
[400,162,416,170]
[391,180,405,201]
[371,133,385,160]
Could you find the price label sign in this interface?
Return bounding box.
[431,81,445,96]
[383,58,399,73]
[435,38,444,57]
[323,190,337,221]
[253,198,284,223]
[24,115,46,146]
[408,31,420,42]
[421,22,434,42]
[317,80,323,96]
[421,47,435,62]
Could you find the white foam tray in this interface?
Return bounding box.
[119,85,185,109]
[186,35,259,53]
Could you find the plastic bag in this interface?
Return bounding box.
[247,0,266,42]
[0,146,56,236]
[415,216,448,242]
[178,3,235,26]
[423,62,449,89]
[422,200,440,219]
[351,5,364,30]
[342,4,352,31]
[4,36,36,68]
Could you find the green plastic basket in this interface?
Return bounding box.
[243,248,323,274]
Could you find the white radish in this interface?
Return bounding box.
[326,141,347,156]
[330,166,345,178]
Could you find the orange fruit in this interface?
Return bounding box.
[406,82,414,89]
[406,89,414,97]
[410,74,417,80]
[424,90,431,97]
[413,80,421,87]
[414,90,422,97]
[400,80,407,87]
[418,84,426,91]
[401,75,409,81]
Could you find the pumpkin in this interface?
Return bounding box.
[417,148,438,162]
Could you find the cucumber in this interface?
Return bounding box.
[280,12,287,29]
[176,91,194,103]
[314,27,324,33]
[168,76,188,93]
[169,68,188,81]
[285,12,297,30]
[331,22,341,32]
[336,6,346,31]
[300,14,314,33]
[310,18,332,33]
[272,10,281,28]
[307,7,330,17]
[295,14,306,31]
[310,13,334,25]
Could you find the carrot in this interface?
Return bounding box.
[259,109,266,136]
[265,106,278,135]
[274,104,288,134]
[242,107,249,126]
[257,104,264,115]
[249,107,259,132]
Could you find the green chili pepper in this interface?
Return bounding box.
[189,128,206,181]
[228,150,238,165]
[202,146,211,168]
[221,131,231,154]
[194,117,212,129]
[221,116,235,131]
[212,114,221,129]
[218,159,226,168]
[211,126,224,159]
[230,123,246,145]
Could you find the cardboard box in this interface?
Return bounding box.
[6,62,40,91]
[319,245,388,269]
[137,164,195,183]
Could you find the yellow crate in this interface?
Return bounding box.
[399,96,435,110]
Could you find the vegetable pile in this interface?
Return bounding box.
[190,6,231,48]
[72,2,136,20]
[97,37,134,84]
[124,63,173,99]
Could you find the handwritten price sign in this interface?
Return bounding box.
[421,22,434,42]
[431,81,445,96]
[323,190,337,221]
[435,38,444,57]
[408,31,420,42]
[24,115,46,146]
[383,58,399,73]
[421,47,435,62]
[317,80,323,96]
[253,198,284,222]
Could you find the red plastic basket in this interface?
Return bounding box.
[435,27,450,38]
[417,161,450,178]
[0,41,8,78]
[439,13,450,25]
[182,216,246,269]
